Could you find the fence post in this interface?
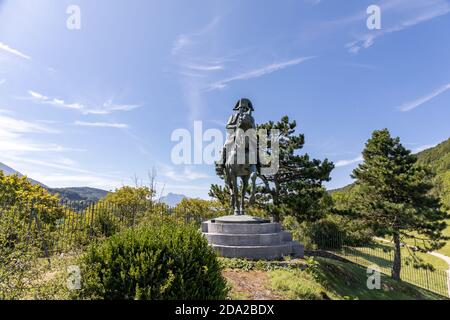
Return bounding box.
[32,202,51,266]
[25,201,34,248]
[89,202,95,239]
[447,270,450,298]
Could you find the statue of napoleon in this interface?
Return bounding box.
[216,98,258,216]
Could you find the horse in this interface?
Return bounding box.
[223,112,258,216]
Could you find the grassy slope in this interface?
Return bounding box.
[308,259,442,300]
[337,243,449,296]
[356,243,448,271]
[439,221,450,256]
[26,254,448,300]
[222,258,445,300]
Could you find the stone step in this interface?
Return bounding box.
[211,242,301,260]
[291,242,305,258]
[205,231,292,246]
[202,221,281,234]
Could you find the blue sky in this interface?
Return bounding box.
[0,0,449,198]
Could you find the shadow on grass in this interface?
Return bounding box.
[345,246,392,268]
[314,257,447,300]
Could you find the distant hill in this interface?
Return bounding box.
[1,161,109,203]
[331,137,450,208]
[416,138,450,173]
[416,138,450,208]
[49,187,109,203]
[328,184,353,195]
[159,193,187,207]
[0,162,47,187]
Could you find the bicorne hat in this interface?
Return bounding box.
[233,98,254,111]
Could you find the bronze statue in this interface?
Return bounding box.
[217,98,258,216]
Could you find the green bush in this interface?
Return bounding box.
[308,219,344,250]
[283,215,374,250]
[75,220,228,300]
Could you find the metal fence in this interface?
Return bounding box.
[308,231,450,298]
[0,200,175,258]
[1,200,449,299]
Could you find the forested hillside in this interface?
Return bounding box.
[49,187,109,202]
[416,138,450,209]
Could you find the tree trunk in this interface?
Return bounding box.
[272,194,281,222]
[391,232,402,281]
[272,181,281,222]
[272,211,280,223]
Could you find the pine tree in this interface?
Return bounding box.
[257,116,334,222]
[209,116,334,223]
[352,129,449,280]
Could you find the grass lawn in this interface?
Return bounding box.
[18,252,81,300]
[330,243,449,297]
[362,241,448,271]
[222,257,446,300]
[388,219,450,259]
[13,252,448,300]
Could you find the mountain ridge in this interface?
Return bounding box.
[159,192,187,207]
[0,162,47,187]
[0,161,109,202]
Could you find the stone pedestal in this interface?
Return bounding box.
[201,215,304,260]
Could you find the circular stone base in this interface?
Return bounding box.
[201,216,304,260]
[211,215,270,224]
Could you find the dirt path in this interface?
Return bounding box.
[428,251,450,297]
[223,270,285,300]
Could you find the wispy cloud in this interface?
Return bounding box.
[28,90,84,110]
[206,56,316,91]
[346,0,450,54]
[398,83,450,112]
[306,0,322,5]
[335,155,363,168]
[0,115,58,136]
[0,115,74,154]
[0,109,13,115]
[96,99,142,113]
[184,62,224,72]
[0,78,5,85]
[26,90,141,115]
[172,35,194,56]
[2,155,88,175]
[74,121,129,129]
[0,42,31,60]
[160,164,210,182]
[0,141,70,153]
[171,17,221,55]
[1,155,121,190]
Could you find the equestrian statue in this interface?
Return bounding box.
[216,98,258,216]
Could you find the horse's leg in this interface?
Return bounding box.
[225,167,235,215]
[241,176,249,215]
[232,173,240,215]
[249,171,257,205]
